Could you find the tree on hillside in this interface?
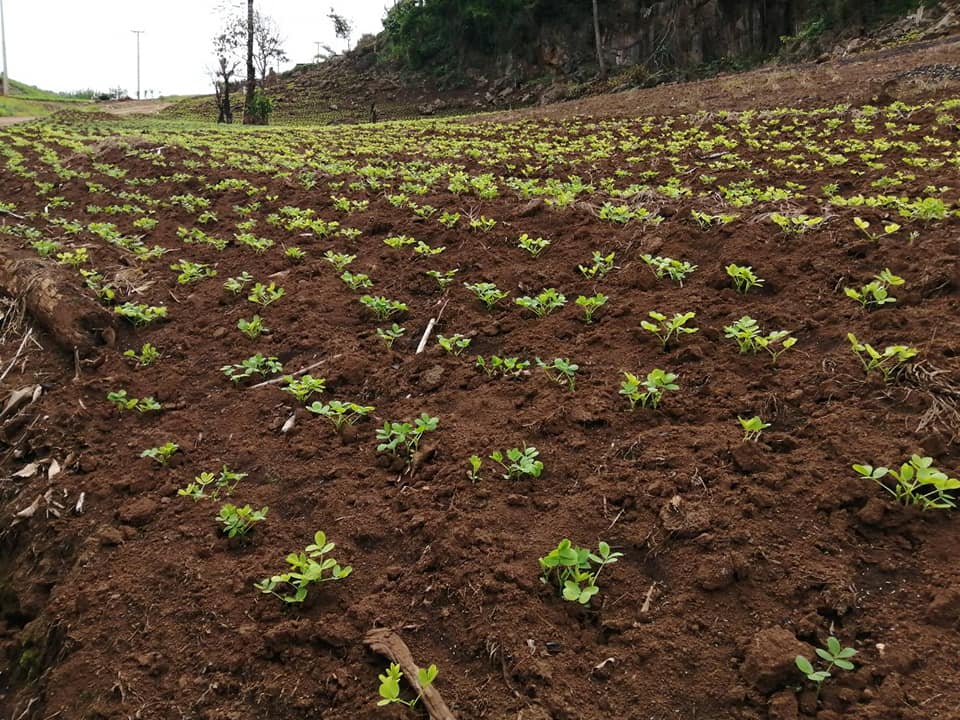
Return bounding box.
[328,7,353,51]
[243,0,257,124]
[212,19,244,123]
[592,0,606,79]
[217,0,259,124]
[253,12,288,86]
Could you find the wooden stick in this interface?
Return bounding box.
[0,328,33,384]
[415,318,437,355]
[248,356,339,389]
[364,628,457,720]
[415,299,449,355]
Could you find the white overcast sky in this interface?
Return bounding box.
[2,0,388,96]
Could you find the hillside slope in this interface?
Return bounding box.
[162,0,960,124]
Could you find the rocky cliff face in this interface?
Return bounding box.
[523,0,932,79]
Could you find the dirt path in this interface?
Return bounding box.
[95,99,174,116]
[0,116,34,126]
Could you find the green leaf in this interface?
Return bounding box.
[795,656,814,675]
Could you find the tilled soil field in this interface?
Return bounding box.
[0,83,959,720]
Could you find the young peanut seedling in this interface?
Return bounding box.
[383,235,415,249]
[854,455,959,510]
[539,539,623,604]
[844,269,905,308]
[237,315,269,339]
[796,637,857,699]
[475,356,530,378]
[171,259,217,284]
[223,271,254,294]
[255,530,352,603]
[641,311,698,349]
[341,271,373,291]
[123,343,160,366]
[359,295,408,320]
[284,247,306,264]
[306,400,375,431]
[518,233,550,257]
[412,240,445,257]
[515,288,567,317]
[724,316,797,365]
[115,303,167,326]
[466,455,482,482]
[620,369,678,410]
[490,445,543,480]
[140,441,179,466]
[464,282,509,310]
[771,212,824,234]
[640,254,698,286]
[377,324,406,349]
[248,282,285,306]
[281,374,326,403]
[377,662,439,709]
[106,390,161,414]
[853,217,901,241]
[575,293,607,323]
[178,465,247,501]
[217,504,268,538]
[536,358,578,391]
[376,413,439,466]
[324,251,356,272]
[739,416,770,442]
[847,333,918,382]
[437,333,471,355]
[221,354,283,382]
[578,251,616,280]
[725,264,764,294]
[425,269,459,290]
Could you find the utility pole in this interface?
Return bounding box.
[0,0,9,97]
[314,41,321,63]
[131,29,144,100]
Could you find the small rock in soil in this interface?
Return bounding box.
[767,690,799,720]
[730,442,771,474]
[117,497,159,527]
[97,525,124,546]
[695,558,735,591]
[857,497,887,526]
[925,586,960,628]
[740,627,812,694]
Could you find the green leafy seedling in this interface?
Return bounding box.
[726,264,764,293]
[255,530,352,603]
[854,455,959,510]
[467,454,482,482]
[140,441,179,466]
[377,662,439,708]
[490,445,543,480]
[796,637,857,698]
[377,324,406,350]
[437,333,471,355]
[536,357,578,391]
[218,504,268,538]
[739,415,770,442]
[464,282,509,310]
[641,311,698,349]
[575,293,607,323]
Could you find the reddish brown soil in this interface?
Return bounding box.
[1,54,959,720]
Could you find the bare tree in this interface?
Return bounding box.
[212,20,244,123]
[253,12,288,85]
